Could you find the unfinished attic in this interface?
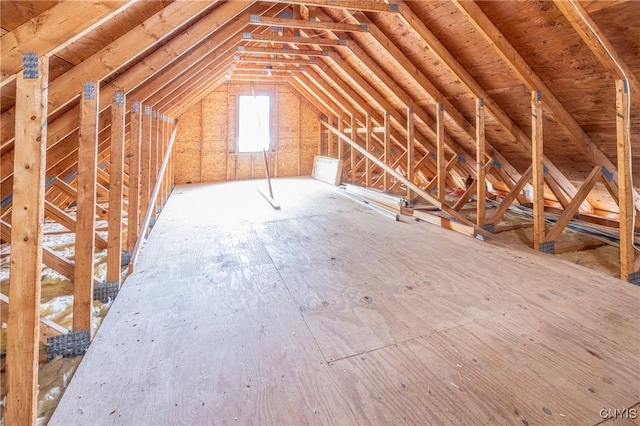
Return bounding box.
[1,0,639,424]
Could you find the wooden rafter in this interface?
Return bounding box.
[451,0,640,212]
[553,0,640,109]
[396,2,593,214]
[0,1,133,84]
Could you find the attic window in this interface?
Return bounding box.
[238,95,270,153]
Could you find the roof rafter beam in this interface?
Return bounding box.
[450,0,640,212]
[0,0,135,85]
[237,46,329,56]
[395,2,594,213]
[257,0,399,13]
[250,15,368,32]
[242,32,345,46]
[553,0,640,109]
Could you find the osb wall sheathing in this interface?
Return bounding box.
[174,82,320,184]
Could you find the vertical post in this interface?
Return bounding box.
[476,98,486,227]
[328,116,334,158]
[383,110,390,192]
[6,53,48,426]
[436,103,445,202]
[107,91,125,285]
[127,101,142,253]
[337,115,344,161]
[616,79,634,282]
[350,113,356,182]
[73,81,99,333]
[365,113,372,187]
[139,105,152,222]
[532,90,545,251]
[406,107,414,201]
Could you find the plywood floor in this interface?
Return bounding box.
[51,178,640,425]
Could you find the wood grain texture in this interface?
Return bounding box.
[6,54,48,426]
[51,178,639,425]
[72,82,98,333]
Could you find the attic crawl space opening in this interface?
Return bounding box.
[238,94,271,153]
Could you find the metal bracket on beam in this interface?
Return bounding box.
[47,329,90,361]
[492,158,502,169]
[458,154,466,164]
[389,3,399,12]
[132,101,140,113]
[1,193,12,209]
[63,170,78,183]
[601,166,613,182]
[539,240,555,254]
[481,223,495,234]
[543,165,549,175]
[629,271,640,286]
[243,32,252,39]
[94,280,119,303]
[83,82,96,100]
[121,251,132,266]
[250,14,260,23]
[22,52,39,79]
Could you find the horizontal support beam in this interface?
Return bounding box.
[251,15,368,32]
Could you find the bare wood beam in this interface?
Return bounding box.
[250,15,368,32]
[396,2,593,213]
[107,92,125,285]
[0,1,133,84]
[383,110,391,192]
[616,79,634,282]
[365,113,372,187]
[73,82,98,333]
[436,104,445,202]
[532,91,545,251]
[5,53,48,426]
[545,165,602,242]
[451,0,640,212]
[44,201,107,250]
[242,32,344,46]
[258,0,398,13]
[0,219,79,283]
[406,107,415,201]
[322,120,481,232]
[553,0,640,108]
[476,98,486,227]
[489,167,533,225]
[237,46,328,56]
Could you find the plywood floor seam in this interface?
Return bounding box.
[50,178,640,426]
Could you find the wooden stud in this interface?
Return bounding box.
[476,98,486,227]
[383,110,391,192]
[451,0,640,212]
[139,106,152,224]
[365,113,372,187]
[322,120,481,232]
[73,82,98,333]
[107,92,125,285]
[532,91,545,251]
[406,107,414,201]
[616,79,634,281]
[436,104,445,202]
[350,113,356,181]
[127,102,142,253]
[6,53,48,426]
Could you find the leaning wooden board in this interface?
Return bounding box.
[311,155,343,186]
